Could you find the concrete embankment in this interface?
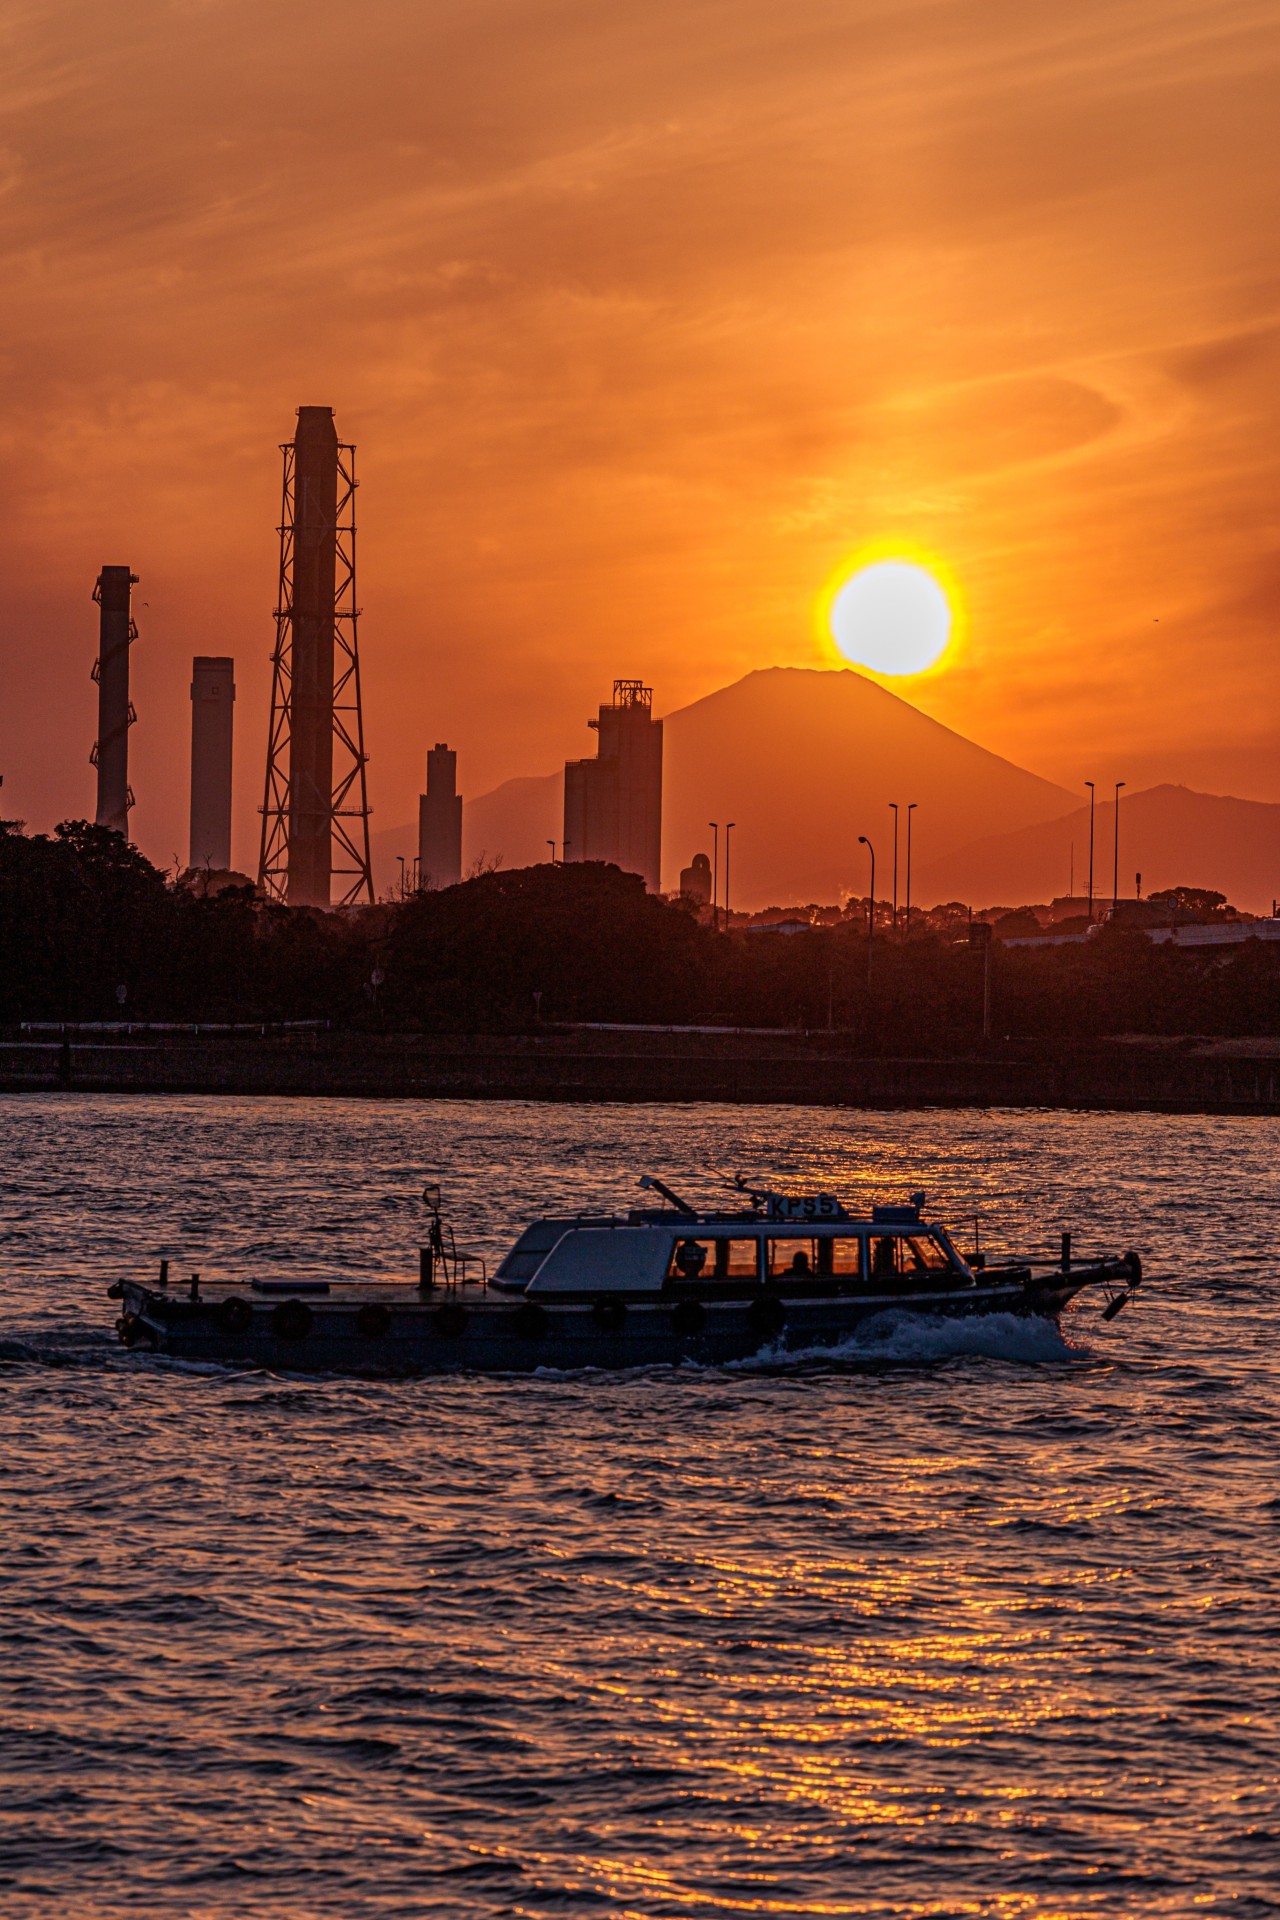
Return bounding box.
[3,1027,1280,1111]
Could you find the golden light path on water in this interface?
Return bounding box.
[0,1096,1274,1918]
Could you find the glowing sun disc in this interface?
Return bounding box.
[829,560,952,675]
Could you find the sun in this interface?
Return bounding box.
[825,556,957,677]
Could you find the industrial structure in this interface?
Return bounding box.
[91,565,138,835]
[258,407,373,908]
[189,656,235,872]
[419,743,463,889]
[679,851,712,906]
[563,680,663,891]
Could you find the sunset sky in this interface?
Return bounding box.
[3,0,1279,873]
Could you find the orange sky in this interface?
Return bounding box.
[2,0,1279,873]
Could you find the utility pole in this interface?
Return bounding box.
[1112,781,1126,914]
[708,822,719,932]
[890,803,899,934]
[1085,781,1095,922]
[724,823,735,930]
[905,802,917,933]
[969,920,993,1041]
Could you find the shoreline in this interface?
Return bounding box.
[4,1029,1279,1113]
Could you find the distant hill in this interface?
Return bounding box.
[371,774,561,896]
[465,772,562,873]
[915,784,1280,916]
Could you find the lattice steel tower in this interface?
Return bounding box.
[258,407,373,906]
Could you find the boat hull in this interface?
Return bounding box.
[113,1274,1092,1375]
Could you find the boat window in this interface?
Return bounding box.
[867,1233,952,1281]
[905,1234,952,1272]
[868,1234,902,1281]
[668,1237,759,1282]
[767,1238,824,1280]
[813,1235,861,1277]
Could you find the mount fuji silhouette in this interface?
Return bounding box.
[371,668,1277,913]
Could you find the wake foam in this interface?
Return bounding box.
[734,1309,1082,1371]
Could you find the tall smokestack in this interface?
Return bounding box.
[258,408,373,908]
[92,565,138,835]
[287,406,338,906]
[189,656,235,871]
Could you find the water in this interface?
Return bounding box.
[1,1095,1277,1917]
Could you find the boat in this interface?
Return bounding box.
[107,1174,1144,1374]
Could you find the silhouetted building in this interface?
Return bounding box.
[563,680,663,891]
[91,566,138,835]
[419,742,462,888]
[679,851,712,906]
[189,656,235,871]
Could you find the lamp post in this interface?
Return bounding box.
[546,839,557,863]
[858,835,875,985]
[1112,781,1126,915]
[1085,781,1095,922]
[708,822,719,932]
[724,823,736,929]
[397,854,406,899]
[890,803,899,934]
[905,802,917,934]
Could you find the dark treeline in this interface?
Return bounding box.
[3,819,1279,1043]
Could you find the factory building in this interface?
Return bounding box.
[419,743,463,889]
[189,657,235,872]
[91,565,138,835]
[563,680,663,891]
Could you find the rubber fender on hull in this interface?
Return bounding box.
[117,1312,143,1347]
[592,1297,627,1331]
[1123,1250,1143,1282]
[356,1302,391,1339]
[434,1300,469,1338]
[747,1292,786,1336]
[670,1299,705,1336]
[218,1297,253,1335]
[271,1299,313,1341]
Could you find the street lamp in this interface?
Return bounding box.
[546,839,557,863]
[724,823,736,929]
[858,836,875,941]
[889,803,899,934]
[905,802,917,933]
[858,835,875,984]
[397,854,406,899]
[1112,781,1126,914]
[1085,781,1095,922]
[708,822,719,932]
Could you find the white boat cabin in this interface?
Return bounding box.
[491,1199,973,1297]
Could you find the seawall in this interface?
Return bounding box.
[3,1028,1279,1112]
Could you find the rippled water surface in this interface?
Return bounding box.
[1,1095,1277,1918]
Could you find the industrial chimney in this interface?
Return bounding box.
[91,565,138,835]
[189,656,235,871]
[258,407,373,908]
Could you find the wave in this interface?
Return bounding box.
[733,1308,1084,1371]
